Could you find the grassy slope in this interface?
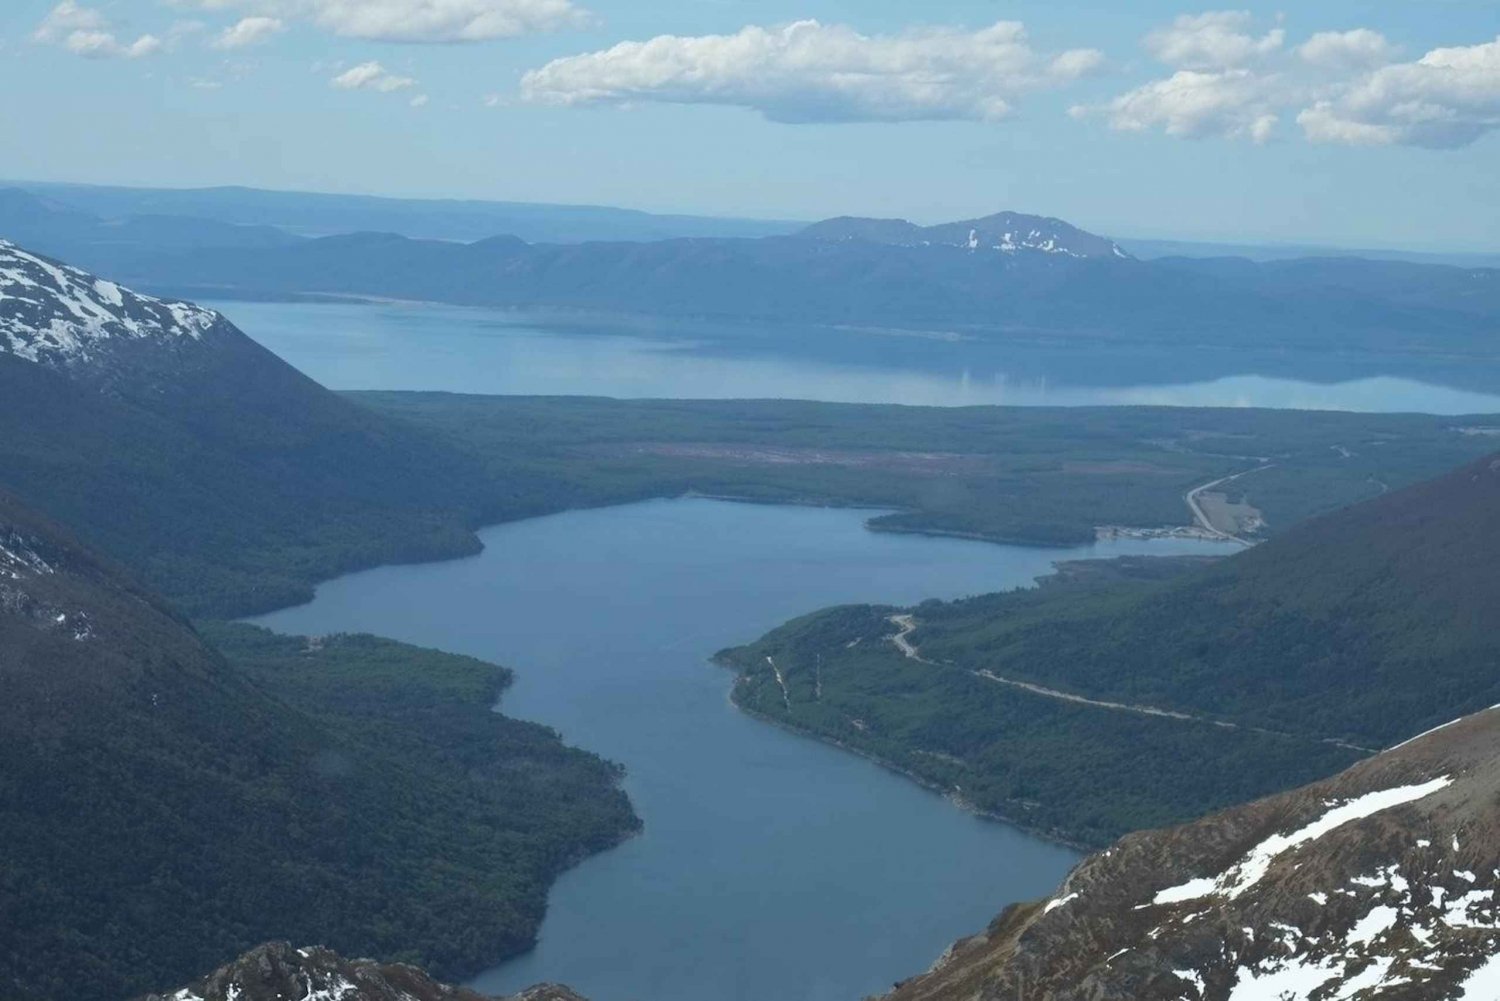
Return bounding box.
[716,452,1500,848]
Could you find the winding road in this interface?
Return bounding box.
[885,614,1375,753]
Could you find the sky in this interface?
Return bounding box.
[1,0,1498,250]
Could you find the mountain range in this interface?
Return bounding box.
[6,188,1499,362]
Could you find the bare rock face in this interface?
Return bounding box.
[133,942,590,1001]
[883,706,1500,1001]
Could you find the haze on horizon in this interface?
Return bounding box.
[1,0,1498,252]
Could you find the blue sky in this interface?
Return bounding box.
[1,0,1497,250]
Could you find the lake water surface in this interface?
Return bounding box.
[211,298,1500,414]
[252,498,1231,1001]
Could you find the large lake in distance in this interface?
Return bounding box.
[210,298,1500,414]
[253,499,1231,1001]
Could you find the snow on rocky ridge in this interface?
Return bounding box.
[882,704,1500,1001]
[137,942,587,1001]
[0,239,220,367]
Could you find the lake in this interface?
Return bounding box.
[252,498,1231,1001]
[210,298,1500,414]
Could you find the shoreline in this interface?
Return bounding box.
[716,661,1095,854]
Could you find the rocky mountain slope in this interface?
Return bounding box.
[0,489,637,1001]
[134,943,587,1001]
[0,240,492,615]
[882,703,1500,1001]
[797,211,1129,259]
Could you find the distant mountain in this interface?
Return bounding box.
[0,240,492,615]
[0,488,638,1001]
[135,943,587,1001]
[0,188,300,279]
[21,214,1489,363]
[884,703,1500,1001]
[10,179,800,243]
[719,448,1500,846]
[799,211,1130,259]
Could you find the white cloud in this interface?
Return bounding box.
[410,93,430,107]
[1082,12,1499,149]
[1297,36,1500,148]
[174,0,587,43]
[331,60,417,92]
[1297,29,1395,70]
[520,20,1105,123]
[1144,11,1284,70]
[1082,68,1281,142]
[32,1,162,59]
[212,16,285,49]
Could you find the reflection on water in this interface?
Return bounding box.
[210,299,1500,415]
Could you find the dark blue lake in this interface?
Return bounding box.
[252,498,1230,1001]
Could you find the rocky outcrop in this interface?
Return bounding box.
[882,705,1500,1001]
[134,943,589,1001]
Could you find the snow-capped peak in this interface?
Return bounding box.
[0,239,221,367]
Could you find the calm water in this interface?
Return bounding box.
[252,499,1231,1001]
[211,298,1500,414]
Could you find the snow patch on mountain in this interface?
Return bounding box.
[1151,777,1453,906]
[0,239,220,366]
[0,531,55,580]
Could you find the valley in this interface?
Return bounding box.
[10,0,1500,993]
[249,497,1193,1001]
[4,221,1500,1001]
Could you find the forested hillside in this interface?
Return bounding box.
[0,491,637,1001]
[0,241,493,616]
[719,451,1500,847]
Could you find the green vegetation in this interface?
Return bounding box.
[357,392,1498,548]
[0,495,638,1001]
[717,450,1500,848]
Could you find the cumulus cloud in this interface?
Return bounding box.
[1080,11,1500,149]
[1083,68,1280,142]
[331,60,417,92]
[32,1,162,59]
[1297,29,1395,70]
[519,20,1105,123]
[174,0,587,43]
[1297,37,1500,148]
[1144,11,1284,70]
[212,15,284,49]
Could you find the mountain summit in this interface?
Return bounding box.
[797,211,1130,259]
